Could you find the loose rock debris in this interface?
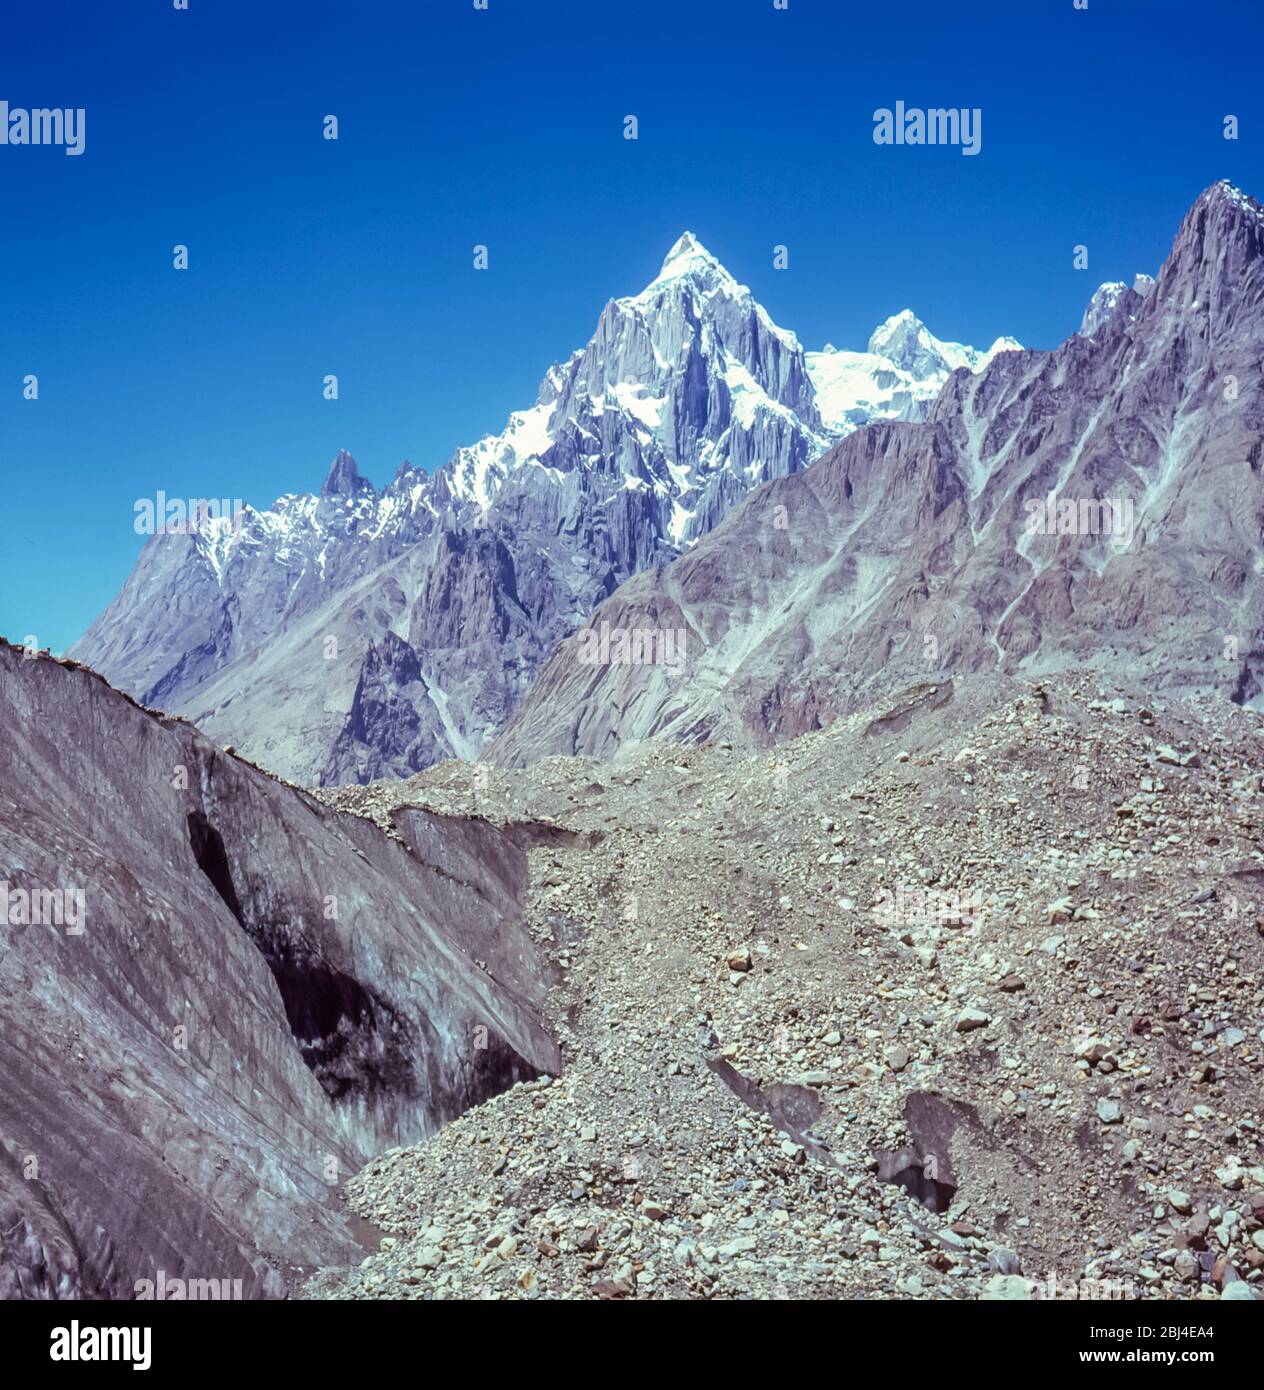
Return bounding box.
[306,674,1264,1300]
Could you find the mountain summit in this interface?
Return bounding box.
[320,449,374,499]
[651,229,727,285]
[443,227,827,541]
[867,309,1020,377]
[807,310,1019,435]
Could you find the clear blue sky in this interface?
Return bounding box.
[1,0,1259,652]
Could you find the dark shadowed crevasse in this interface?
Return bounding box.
[185,807,421,1106]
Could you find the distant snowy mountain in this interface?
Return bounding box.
[445,231,827,545]
[445,235,1018,540]
[72,232,1022,785]
[807,310,1021,434]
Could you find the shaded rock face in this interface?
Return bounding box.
[322,631,437,785]
[488,182,1264,765]
[705,1057,830,1166]
[69,233,1014,787]
[0,641,558,1299]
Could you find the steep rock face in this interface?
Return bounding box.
[487,182,1264,765]
[0,640,557,1298]
[70,234,1017,785]
[450,231,829,547]
[322,631,439,784]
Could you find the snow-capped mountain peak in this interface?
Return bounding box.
[807,311,1021,435]
[447,231,822,537]
[333,244,1021,539]
[984,334,1024,358]
[652,229,725,284]
[625,231,801,346]
[866,309,1014,377]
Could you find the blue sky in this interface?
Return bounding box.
[1,0,1260,652]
